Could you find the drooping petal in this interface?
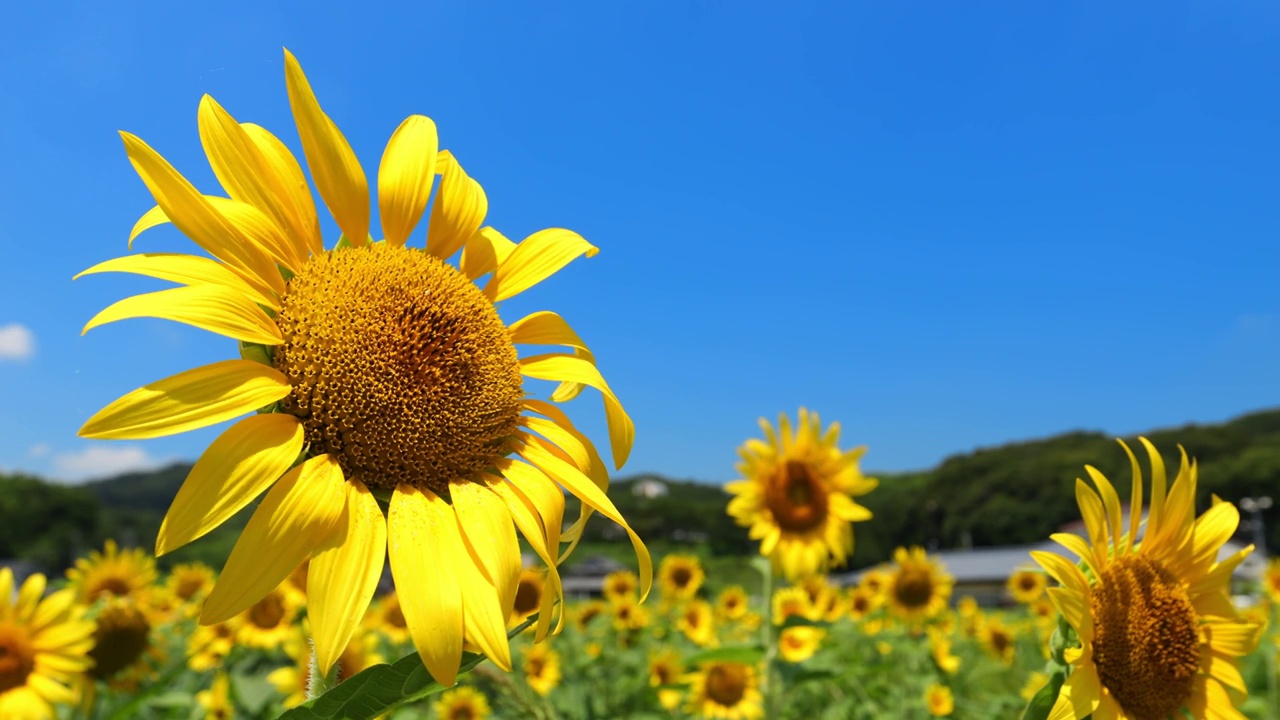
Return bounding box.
[1202,621,1263,657]
[456,530,512,672]
[460,227,516,280]
[127,205,170,250]
[81,285,282,346]
[79,360,292,440]
[75,253,262,300]
[387,484,464,687]
[450,480,520,618]
[484,228,597,302]
[198,95,310,265]
[426,150,486,260]
[487,476,564,640]
[241,122,323,256]
[1200,646,1248,694]
[493,458,564,559]
[157,413,305,555]
[119,131,284,300]
[201,454,347,624]
[519,353,632,469]
[508,311,591,354]
[283,49,369,247]
[310,480,387,676]
[378,115,438,246]
[519,420,590,472]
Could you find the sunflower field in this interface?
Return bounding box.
[1,44,1278,720]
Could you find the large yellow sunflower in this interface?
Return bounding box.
[0,569,96,719]
[66,540,157,604]
[726,409,876,580]
[885,546,953,623]
[75,48,650,686]
[1032,438,1264,719]
[684,661,764,720]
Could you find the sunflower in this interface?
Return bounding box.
[658,554,705,604]
[726,410,876,581]
[1031,438,1264,719]
[602,570,639,602]
[187,618,239,672]
[885,547,953,624]
[88,599,154,684]
[167,563,216,604]
[435,685,491,720]
[509,568,544,628]
[649,649,684,710]
[0,569,96,719]
[977,616,1015,666]
[678,600,716,647]
[1007,567,1047,604]
[924,684,954,717]
[66,540,157,604]
[846,587,880,621]
[858,568,889,598]
[196,673,233,720]
[611,594,651,632]
[367,592,411,645]
[76,48,650,686]
[928,628,960,675]
[799,575,843,622]
[572,600,607,631]
[521,643,561,696]
[236,583,301,650]
[778,625,824,663]
[715,586,750,621]
[684,661,764,720]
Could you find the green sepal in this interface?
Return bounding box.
[1020,666,1067,720]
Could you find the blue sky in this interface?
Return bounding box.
[1,1,1277,484]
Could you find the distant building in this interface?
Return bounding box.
[559,554,627,598]
[631,477,669,499]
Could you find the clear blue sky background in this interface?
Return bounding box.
[1,1,1277,484]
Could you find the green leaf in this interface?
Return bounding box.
[777,615,831,630]
[279,616,537,720]
[683,645,766,667]
[1020,668,1066,720]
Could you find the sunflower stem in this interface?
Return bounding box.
[755,557,780,719]
[306,642,339,700]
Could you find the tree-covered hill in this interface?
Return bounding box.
[3,407,1278,576]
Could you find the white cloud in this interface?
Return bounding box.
[27,443,51,459]
[52,445,167,483]
[0,323,35,360]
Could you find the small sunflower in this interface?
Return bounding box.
[772,586,818,624]
[196,673,233,720]
[187,618,239,672]
[1032,438,1264,719]
[508,568,545,628]
[715,586,750,621]
[726,409,876,581]
[236,583,300,650]
[77,47,650,686]
[1007,567,1047,604]
[0,569,96,719]
[977,616,1015,665]
[168,563,216,603]
[799,575,844,622]
[521,643,561,696]
[66,540,157,604]
[924,684,954,717]
[87,598,155,684]
[858,568,889,598]
[658,554,705,603]
[649,649,684,710]
[778,625,824,663]
[677,600,716,647]
[928,629,960,675]
[602,570,639,602]
[611,594,651,632]
[885,547,953,624]
[847,587,880,621]
[367,592,411,645]
[684,661,764,720]
[435,686,491,720]
[572,600,607,631]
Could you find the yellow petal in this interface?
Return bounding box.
[1074,479,1109,565]
[519,420,590,473]
[460,226,516,280]
[1045,587,1092,639]
[79,359,292,440]
[1084,465,1123,555]
[120,131,284,300]
[1139,436,1167,530]
[516,438,651,600]
[456,535,512,672]
[486,476,564,640]
[484,228,597,302]
[378,115,438,246]
[450,480,520,620]
[207,196,303,272]
[1200,646,1247,694]
[157,413,304,555]
[1185,502,1239,577]
[242,122,323,256]
[29,590,76,633]
[426,150,486,260]
[201,454,347,624]
[508,311,590,353]
[1118,439,1144,555]
[1030,550,1089,595]
[127,205,170,250]
[81,285,282,346]
[310,480,387,676]
[15,574,46,622]
[493,458,564,559]
[74,253,262,300]
[519,353,632,469]
[387,484,463,687]
[283,49,369,247]
[198,95,309,266]
[1202,621,1263,657]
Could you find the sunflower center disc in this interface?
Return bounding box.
[766,461,830,532]
[705,663,749,707]
[89,603,151,680]
[1091,554,1200,719]
[248,592,287,629]
[273,244,524,494]
[514,578,542,617]
[893,567,935,609]
[0,624,34,693]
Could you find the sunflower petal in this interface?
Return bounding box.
[283,49,369,247]
[460,226,517,280]
[310,480,387,676]
[119,131,284,299]
[519,353,632,469]
[387,484,463,687]
[487,477,564,640]
[456,532,512,672]
[242,122,323,256]
[74,253,261,298]
[483,228,597,302]
[1074,479,1109,565]
[157,413,304,555]
[206,196,302,272]
[79,360,292,440]
[1202,621,1263,657]
[81,285,282,346]
[450,480,520,620]
[1200,646,1247,694]
[127,205,170,250]
[426,150,486,260]
[1138,436,1167,531]
[201,454,347,624]
[1084,465,1123,556]
[494,458,564,557]
[379,115,438,247]
[508,311,591,353]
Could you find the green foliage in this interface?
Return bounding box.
[0,474,101,569]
